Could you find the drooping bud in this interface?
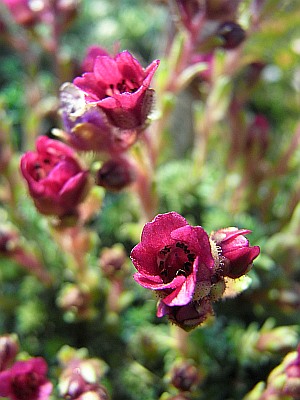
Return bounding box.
[96,158,136,191]
[255,325,299,354]
[217,21,246,49]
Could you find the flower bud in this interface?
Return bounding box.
[96,158,136,191]
[0,334,19,372]
[210,228,260,279]
[57,284,92,320]
[170,361,201,392]
[0,231,18,254]
[217,21,246,49]
[99,245,127,278]
[255,326,298,354]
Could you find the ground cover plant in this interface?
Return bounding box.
[1,1,300,399]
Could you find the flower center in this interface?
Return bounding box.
[106,79,139,97]
[32,153,64,181]
[11,372,41,400]
[157,242,196,283]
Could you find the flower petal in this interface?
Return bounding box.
[133,272,185,290]
[140,212,188,251]
[162,272,196,306]
[171,225,214,268]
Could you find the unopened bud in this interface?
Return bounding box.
[170,361,201,392]
[217,21,246,49]
[96,158,136,192]
[57,284,91,320]
[0,231,18,254]
[256,326,298,354]
[99,245,127,278]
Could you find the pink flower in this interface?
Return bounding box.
[210,228,260,279]
[131,212,216,329]
[0,357,53,400]
[20,136,89,217]
[73,51,159,129]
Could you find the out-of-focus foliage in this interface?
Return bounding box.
[1,0,300,399]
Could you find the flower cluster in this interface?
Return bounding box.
[131,212,260,330]
[20,48,160,215]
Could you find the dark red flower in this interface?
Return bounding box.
[0,357,52,400]
[73,51,159,129]
[210,228,260,279]
[20,136,89,217]
[217,21,246,50]
[131,212,216,329]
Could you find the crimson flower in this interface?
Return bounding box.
[130,212,217,330]
[0,357,52,400]
[210,227,260,279]
[73,51,159,129]
[20,136,89,217]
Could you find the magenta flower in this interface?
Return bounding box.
[210,228,260,279]
[0,357,53,400]
[131,212,216,329]
[73,51,159,129]
[20,136,89,217]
